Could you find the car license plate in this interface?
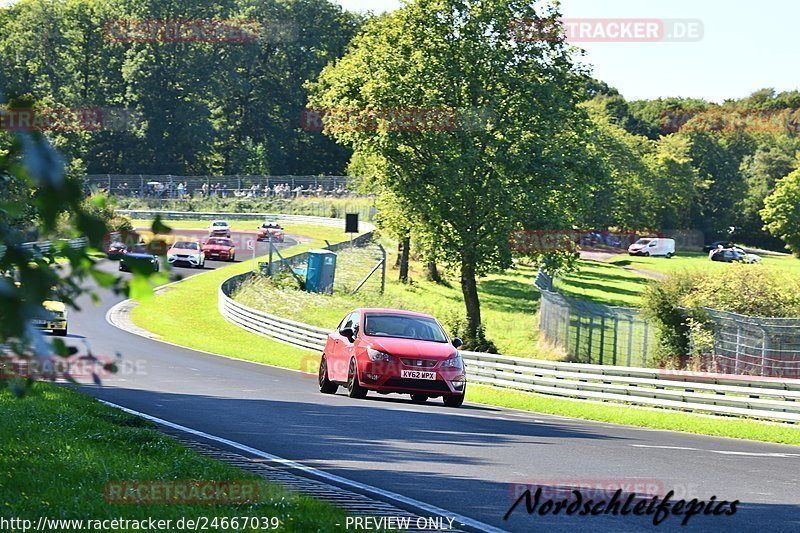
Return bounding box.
[401,370,436,380]
[32,319,46,325]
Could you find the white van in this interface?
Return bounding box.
[628,238,676,258]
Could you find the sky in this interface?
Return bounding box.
[335,0,800,103]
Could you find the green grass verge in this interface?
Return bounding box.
[554,253,800,308]
[609,251,800,278]
[234,247,545,359]
[554,260,650,307]
[1,383,348,529]
[468,384,800,445]
[130,218,349,244]
[127,225,798,445]
[119,195,376,221]
[130,222,346,372]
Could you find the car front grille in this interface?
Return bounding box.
[400,358,438,368]
[383,378,451,392]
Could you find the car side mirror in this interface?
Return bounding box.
[340,327,355,341]
[452,337,463,348]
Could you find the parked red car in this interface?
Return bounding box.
[257,221,284,242]
[202,237,236,261]
[318,308,466,407]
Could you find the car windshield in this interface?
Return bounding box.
[363,313,448,343]
[262,223,281,229]
[212,221,228,227]
[173,241,199,250]
[635,239,652,245]
[130,244,150,254]
[207,239,231,246]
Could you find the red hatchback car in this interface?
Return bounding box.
[202,237,236,261]
[318,308,466,407]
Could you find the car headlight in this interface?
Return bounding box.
[167,254,176,260]
[367,348,393,362]
[441,353,463,369]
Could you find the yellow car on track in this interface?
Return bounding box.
[15,282,69,336]
[34,297,68,337]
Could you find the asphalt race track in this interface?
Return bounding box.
[61,231,800,532]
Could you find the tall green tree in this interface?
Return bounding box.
[762,168,800,256]
[309,0,597,341]
[738,144,799,247]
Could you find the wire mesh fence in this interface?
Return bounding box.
[536,269,800,376]
[85,174,354,199]
[536,271,655,366]
[702,309,800,378]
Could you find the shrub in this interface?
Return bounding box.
[642,266,800,367]
[683,265,800,317]
[641,272,696,367]
[444,312,498,353]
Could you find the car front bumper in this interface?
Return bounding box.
[358,360,466,397]
[204,250,232,259]
[168,255,202,266]
[32,319,67,331]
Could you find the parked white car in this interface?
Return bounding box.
[208,220,231,237]
[628,238,676,258]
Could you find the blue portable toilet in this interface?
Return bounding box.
[306,249,336,294]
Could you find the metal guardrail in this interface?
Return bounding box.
[459,351,800,423]
[218,274,800,422]
[220,275,329,352]
[1,237,88,259]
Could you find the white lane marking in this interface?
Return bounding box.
[632,444,800,458]
[100,400,507,533]
[710,451,800,458]
[631,445,698,451]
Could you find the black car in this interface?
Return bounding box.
[709,248,762,264]
[119,245,160,273]
[703,240,734,252]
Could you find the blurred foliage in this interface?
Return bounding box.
[0,99,166,397]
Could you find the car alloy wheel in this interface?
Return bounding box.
[347,358,368,399]
[319,356,339,394]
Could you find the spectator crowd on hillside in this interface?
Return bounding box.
[109,180,355,199]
